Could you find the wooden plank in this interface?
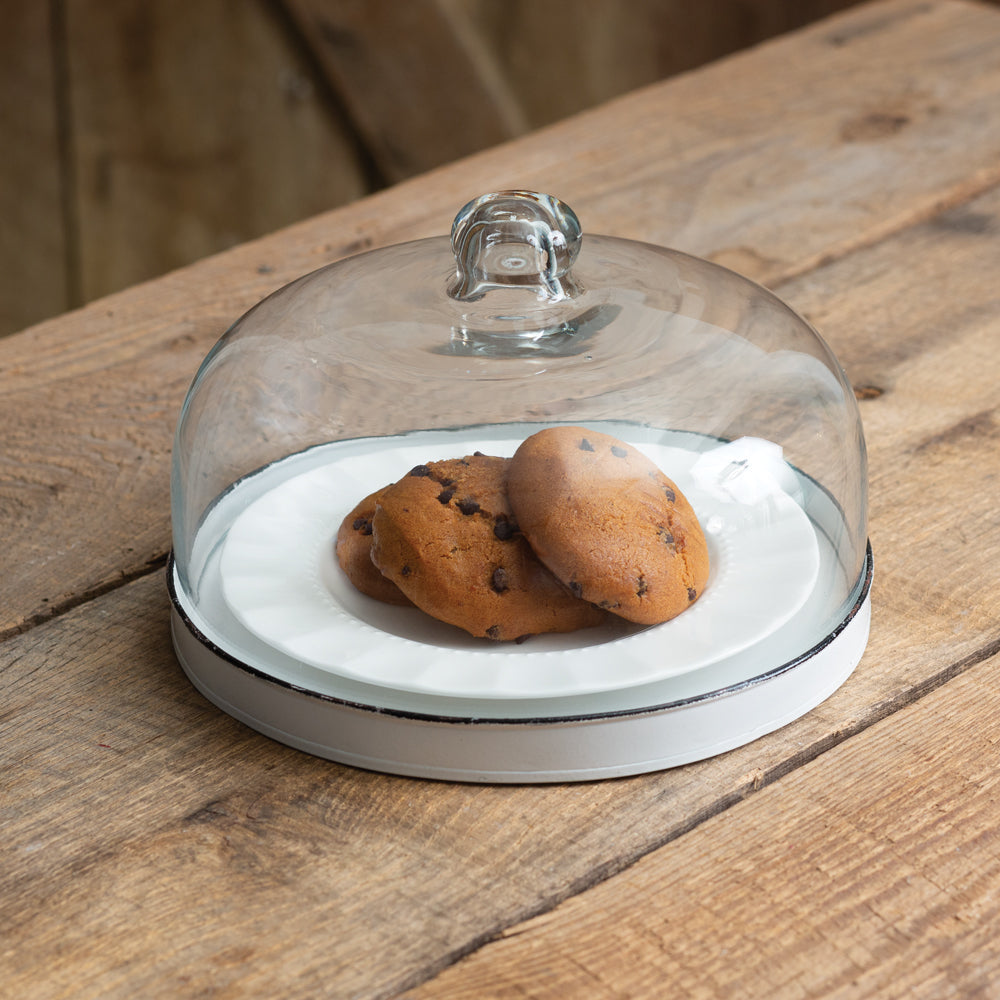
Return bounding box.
[280,0,528,182]
[4,138,1000,1000]
[63,0,369,305]
[0,0,868,340]
[1,572,758,1000]
[289,0,865,180]
[769,197,1000,702]
[3,0,1000,636]
[401,649,1000,999]
[457,0,868,131]
[1,522,996,996]
[0,2,69,336]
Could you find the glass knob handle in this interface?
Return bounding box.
[449,191,582,302]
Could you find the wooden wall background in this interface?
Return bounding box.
[0,0,867,338]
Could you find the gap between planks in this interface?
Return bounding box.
[769,163,1000,288]
[398,646,1000,999]
[0,553,168,644]
[9,558,999,999]
[387,635,1000,998]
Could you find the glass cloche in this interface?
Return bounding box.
[169,191,872,782]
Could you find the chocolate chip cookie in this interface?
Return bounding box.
[506,427,709,625]
[335,487,414,606]
[370,453,606,640]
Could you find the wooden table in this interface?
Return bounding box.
[4,0,1000,995]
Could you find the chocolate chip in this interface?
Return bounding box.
[401,565,412,577]
[657,527,674,545]
[473,450,486,456]
[409,464,432,477]
[578,438,595,452]
[485,625,502,640]
[568,580,584,599]
[437,488,455,504]
[687,587,697,602]
[493,516,518,541]
[352,516,372,535]
[457,497,480,516]
[636,575,648,597]
[490,567,509,593]
[611,445,627,458]
[664,487,676,503]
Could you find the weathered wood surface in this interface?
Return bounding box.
[0,0,370,337]
[282,0,529,183]
[398,171,1000,998]
[4,0,1000,640]
[0,2,68,334]
[283,0,864,184]
[0,0,865,336]
[402,648,1000,999]
[5,142,1000,998]
[63,0,369,308]
[449,0,870,131]
[3,1,1000,997]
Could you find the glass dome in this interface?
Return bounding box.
[168,191,871,780]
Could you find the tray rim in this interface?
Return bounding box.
[167,541,871,726]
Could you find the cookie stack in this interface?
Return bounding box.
[335,427,710,642]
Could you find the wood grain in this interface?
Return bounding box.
[282,0,866,182]
[391,179,1000,996]
[0,506,995,999]
[0,573,803,1000]
[1,0,871,338]
[401,649,1000,999]
[0,2,69,333]
[4,135,1000,1000]
[457,0,870,131]
[778,192,1000,695]
[282,0,528,182]
[5,4,1000,996]
[63,0,368,305]
[3,0,1000,639]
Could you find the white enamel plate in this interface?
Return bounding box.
[218,435,820,699]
